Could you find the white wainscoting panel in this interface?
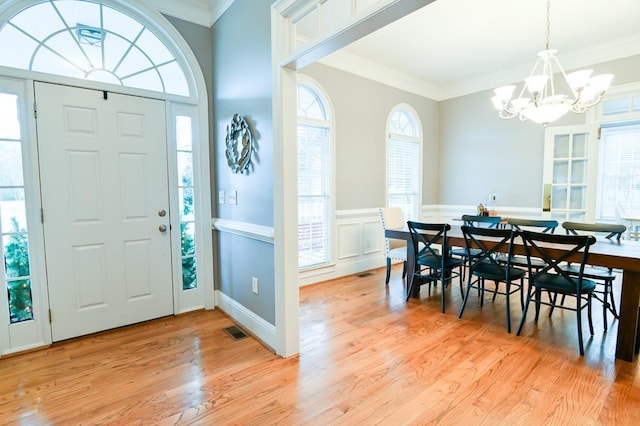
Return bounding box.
[299,208,387,286]
[337,222,361,259]
[362,219,382,255]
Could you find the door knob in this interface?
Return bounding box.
[158,209,167,217]
[159,224,167,232]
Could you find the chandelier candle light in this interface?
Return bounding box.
[491,0,614,125]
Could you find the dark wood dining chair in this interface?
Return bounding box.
[502,218,559,271]
[560,221,627,331]
[451,214,503,282]
[516,230,597,355]
[406,221,463,313]
[461,214,502,228]
[458,226,525,333]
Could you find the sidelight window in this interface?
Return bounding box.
[0,90,33,323]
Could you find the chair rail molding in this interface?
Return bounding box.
[211,218,274,244]
[214,206,547,288]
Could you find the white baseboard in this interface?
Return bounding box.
[215,290,276,351]
[299,256,385,286]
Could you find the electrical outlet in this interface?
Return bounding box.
[252,277,259,294]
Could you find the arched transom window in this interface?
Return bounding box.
[0,0,189,96]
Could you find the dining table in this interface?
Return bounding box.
[385,224,640,362]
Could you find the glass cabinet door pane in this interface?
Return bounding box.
[571,160,587,184]
[572,133,588,157]
[570,186,586,209]
[553,160,569,184]
[552,187,567,209]
[554,135,570,158]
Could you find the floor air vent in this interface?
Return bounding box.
[223,325,248,341]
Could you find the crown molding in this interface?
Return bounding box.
[143,0,235,27]
[317,34,640,102]
[318,48,442,100]
[439,34,640,100]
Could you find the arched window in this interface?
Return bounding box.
[0,0,190,95]
[297,79,333,268]
[387,106,422,221]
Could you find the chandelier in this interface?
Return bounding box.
[490,0,614,125]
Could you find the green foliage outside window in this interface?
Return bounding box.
[4,217,33,322]
[181,222,196,290]
[181,173,196,290]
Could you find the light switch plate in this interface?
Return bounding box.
[218,190,225,204]
[228,190,237,205]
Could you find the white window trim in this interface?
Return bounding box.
[386,103,423,221]
[296,74,336,269]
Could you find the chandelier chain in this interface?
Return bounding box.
[545,0,551,51]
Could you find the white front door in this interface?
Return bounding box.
[35,82,173,341]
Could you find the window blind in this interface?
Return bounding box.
[298,123,330,268]
[598,124,640,220]
[387,137,419,221]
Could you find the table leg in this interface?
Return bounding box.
[405,239,418,299]
[616,269,640,361]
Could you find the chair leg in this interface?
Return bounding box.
[588,295,594,336]
[577,302,585,356]
[458,275,473,319]
[517,288,533,336]
[505,281,511,333]
[491,280,499,302]
[602,285,609,332]
[385,258,391,284]
[459,257,467,281]
[534,289,541,322]
[606,279,619,318]
[548,293,560,318]
[440,276,446,313]
[405,273,415,302]
[402,261,407,279]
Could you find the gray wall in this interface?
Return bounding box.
[301,54,640,213]
[439,54,640,210]
[167,2,640,326]
[301,62,440,209]
[211,0,276,324]
[164,15,213,117]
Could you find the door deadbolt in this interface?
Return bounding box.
[158,209,167,217]
[159,224,167,232]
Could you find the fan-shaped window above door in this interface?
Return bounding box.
[0,0,190,96]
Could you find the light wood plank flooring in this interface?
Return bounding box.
[1,266,639,425]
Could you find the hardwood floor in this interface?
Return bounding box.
[1,266,639,425]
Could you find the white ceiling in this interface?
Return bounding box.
[152,0,640,101]
[320,0,640,100]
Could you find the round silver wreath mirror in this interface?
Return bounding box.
[225,113,253,174]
